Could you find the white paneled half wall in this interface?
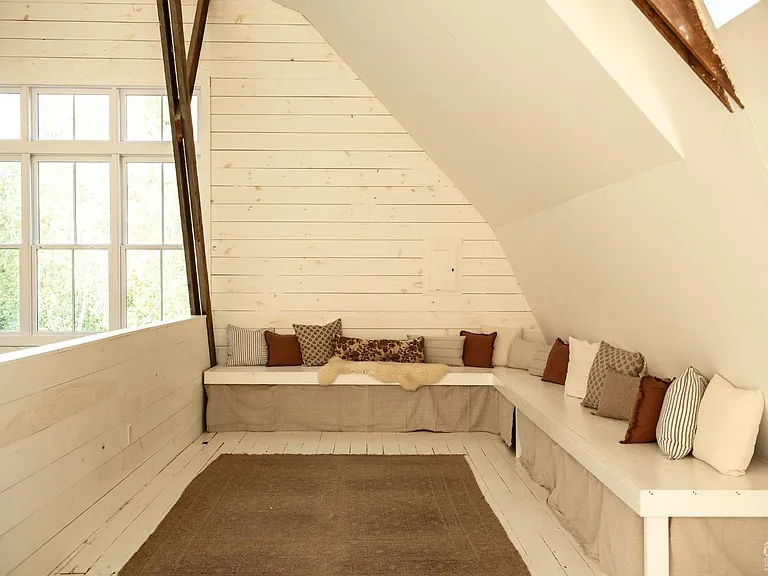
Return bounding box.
[0,0,538,361]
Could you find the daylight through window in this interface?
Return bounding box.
[0,87,199,339]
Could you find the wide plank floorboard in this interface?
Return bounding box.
[51,432,601,576]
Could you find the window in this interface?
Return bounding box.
[702,0,761,27]
[0,87,201,340]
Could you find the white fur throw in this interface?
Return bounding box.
[317,358,449,391]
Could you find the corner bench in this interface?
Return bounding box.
[203,364,768,575]
[492,367,768,576]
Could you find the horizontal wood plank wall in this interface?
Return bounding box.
[0,318,210,576]
[0,0,537,362]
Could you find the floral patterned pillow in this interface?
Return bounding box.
[333,335,425,363]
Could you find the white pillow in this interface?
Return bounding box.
[693,374,763,476]
[506,336,539,369]
[656,366,707,460]
[564,337,600,399]
[481,324,522,367]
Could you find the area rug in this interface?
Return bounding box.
[119,454,530,576]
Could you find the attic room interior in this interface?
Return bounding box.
[1,0,767,574]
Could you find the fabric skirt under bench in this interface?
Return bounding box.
[205,383,512,439]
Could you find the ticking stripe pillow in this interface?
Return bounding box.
[656,366,708,460]
[225,325,274,367]
[407,335,465,366]
[528,345,551,377]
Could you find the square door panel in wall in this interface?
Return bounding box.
[424,239,461,294]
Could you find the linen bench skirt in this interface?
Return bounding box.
[517,412,768,576]
[206,384,514,441]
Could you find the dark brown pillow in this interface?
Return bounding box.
[460,330,497,368]
[265,332,303,367]
[542,338,569,385]
[621,375,673,444]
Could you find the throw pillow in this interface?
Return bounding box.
[563,337,599,398]
[225,325,274,367]
[264,332,303,367]
[333,335,425,363]
[621,375,672,444]
[693,374,764,476]
[407,335,464,366]
[506,336,540,370]
[596,368,641,421]
[582,342,646,409]
[542,338,570,385]
[528,344,552,377]
[460,330,497,368]
[481,324,522,367]
[656,366,708,460]
[293,318,342,366]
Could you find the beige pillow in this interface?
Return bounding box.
[407,334,464,366]
[596,368,641,420]
[693,374,764,476]
[506,337,539,370]
[528,345,551,377]
[481,324,522,367]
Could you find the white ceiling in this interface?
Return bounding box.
[277,0,681,228]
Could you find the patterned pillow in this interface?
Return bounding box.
[333,335,425,363]
[225,325,274,366]
[581,342,646,409]
[293,318,342,366]
[656,366,708,460]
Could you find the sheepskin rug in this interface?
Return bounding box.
[317,358,449,391]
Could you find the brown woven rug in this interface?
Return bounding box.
[119,454,530,576]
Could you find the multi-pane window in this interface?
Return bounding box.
[0,87,200,339]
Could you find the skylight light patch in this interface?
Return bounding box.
[702,0,761,27]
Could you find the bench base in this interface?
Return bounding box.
[206,383,513,441]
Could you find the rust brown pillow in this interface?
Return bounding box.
[542,338,569,385]
[265,332,303,367]
[621,375,673,444]
[460,330,497,368]
[333,335,425,363]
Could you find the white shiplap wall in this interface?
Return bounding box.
[0,317,210,576]
[0,0,537,361]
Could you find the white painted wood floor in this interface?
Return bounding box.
[51,432,603,576]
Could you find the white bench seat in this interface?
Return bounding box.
[492,367,768,576]
[204,365,495,386]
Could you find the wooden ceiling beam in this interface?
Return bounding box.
[187,0,210,94]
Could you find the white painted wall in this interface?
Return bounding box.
[275,0,768,456]
[0,317,210,576]
[0,0,538,359]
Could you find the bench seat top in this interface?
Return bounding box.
[492,367,768,518]
[204,364,495,386]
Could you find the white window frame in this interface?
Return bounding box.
[0,83,209,346]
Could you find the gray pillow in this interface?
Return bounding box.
[293,318,342,366]
[226,325,274,366]
[528,345,551,377]
[582,341,646,409]
[596,368,641,420]
[506,337,540,369]
[407,335,464,366]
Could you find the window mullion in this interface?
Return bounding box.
[19,152,31,336]
[110,153,121,330]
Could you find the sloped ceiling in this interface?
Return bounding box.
[278,0,768,456]
[277,0,681,228]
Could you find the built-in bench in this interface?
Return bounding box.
[492,367,768,576]
[204,364,768,576]
[204,366,512,440]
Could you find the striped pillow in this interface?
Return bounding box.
[407,335,464,366]
[225,325,274,366]
[656,366,708,460]
[528,345,551,377]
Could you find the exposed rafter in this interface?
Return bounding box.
[187,0,211,94]
[156,0,217,366]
